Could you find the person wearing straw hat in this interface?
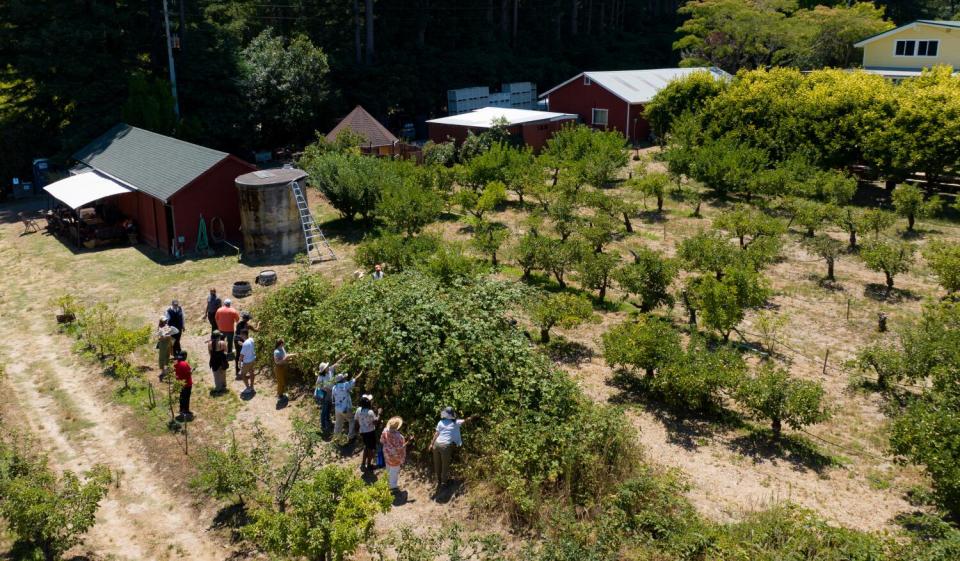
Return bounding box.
[381,417,410,492]
[428,407,474,489]
[354,394,381,470]
[156,317,178,376]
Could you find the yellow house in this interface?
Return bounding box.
[854,20,960,78]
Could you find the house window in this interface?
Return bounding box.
[591,108,608,126]
[584,75,592,86]
[896,39,938,57]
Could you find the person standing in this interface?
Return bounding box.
[234,311,254,378]
[354,395,381,470]
[204,289,221,331]
[273,339,295,402]
[372,263,385,280]
[207,330,229,394]
[165,300,185,355]
[215,299,240,356]
[332,373,359,438]
[428,407,473,489]
[156,318,178,375]
[381,417,409,492]
[314,362,336,433]
[174,351,194,421]
[239,333,257,396]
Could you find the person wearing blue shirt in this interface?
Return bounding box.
[428,406,475,489]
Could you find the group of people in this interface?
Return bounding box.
[154,267,473,497]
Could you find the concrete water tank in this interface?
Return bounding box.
[235,168,308,258]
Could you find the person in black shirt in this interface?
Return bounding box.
[165,300,185,355]
[234,311,255,378]
[204,289,221,331]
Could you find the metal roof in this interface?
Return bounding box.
[540,67,731,104]
[426,106,577,128]
[72,124,229,202]
[854,20,960,47]
[326,105,398,147]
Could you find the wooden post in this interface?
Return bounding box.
[878,312,888,333]
[821,349,830,377]
[846,299,851,321]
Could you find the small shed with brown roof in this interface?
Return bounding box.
[326,105,399,155]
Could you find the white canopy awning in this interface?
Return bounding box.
[43,171,132,210]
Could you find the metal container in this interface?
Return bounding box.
[235,168,308,258]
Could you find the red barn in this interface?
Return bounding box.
[540,67,730,143]
[427,107,577,151]
[45,124,255,254]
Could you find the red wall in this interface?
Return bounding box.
[544,76,647,142]
[520,119,576,151]
[115,190,169,251]
[169,156,256,252]
[428,123,523,146]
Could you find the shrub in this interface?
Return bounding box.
[528,292,594,343]
[615,248,679,311]
[0,432,111,561]
[602,315,681,377]
[735,364,830,440]
[420,241,486,285]
[191,431,260,507]
[422,140,456,166]
[860,239,915,290]
[300,150,389,221]
[376,170,443,236]
[923,241,960,294]
[892,183,942,231]
[243,465,392,561]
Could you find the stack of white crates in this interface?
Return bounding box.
[447,82,539,114]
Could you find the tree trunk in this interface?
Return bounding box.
[826,258,834,281]
[771,417,782,440]
[365,0,375,64]
[645,367,654,378]
[540,328,550,343]
[806,226,815,237]
[622,212,633,232]
[849,230,857,250]
[693,201,701,218]
[657,195,663,212]
[353,0,362,63]
[522,267,532,280]
[907,214,915,231]
[598,283,606,302]
[716,269,724,281]
[571,0,578,34]
[739,235,746,249]
[178,0,186,49]
[491,251,498,267]
[885,271,894,290]
[416,0,429,47]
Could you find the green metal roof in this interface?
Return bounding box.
[72,124,229,202]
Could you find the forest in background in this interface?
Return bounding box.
[0,0,958,185]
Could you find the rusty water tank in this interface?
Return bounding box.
[235,168,308,258]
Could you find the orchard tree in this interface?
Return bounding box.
[860,239,915,291]
[735,364,830,440]
[615,248,679,312]
[892,183,942,232]
[713,205,785,249]
[788,199,838,237]
[859,208,898,239]
[645,70,726,141]
[655,337,747,412]
[602,316,681,378]
[301,150,387,222]
[469,219,509,267]
[678,230,739,279]
[688,136,768,198]
[802,235,845,282]
[687,266,769,341]
[576,251,621,303]
[243,465,392,561]
[512,232,544,280]
[455,181,507,220]
[377,172,443,236]
[0,434,111,561]
[584,189,639,234]
[192,432,260,507]
[536,238,585,289]
[924,241,960,294]
[528,292,594,343]
[503,146,543,205]
[835,206,863,250]
[631,172,671,212]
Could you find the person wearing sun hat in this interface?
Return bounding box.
[381,416,410,492]
[428,406,475,489]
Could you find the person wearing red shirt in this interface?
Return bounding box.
[174,352,194,421]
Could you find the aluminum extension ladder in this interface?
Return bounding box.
[290,180,336,263]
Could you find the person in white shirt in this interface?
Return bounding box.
[428,406,475,489]
[239,335,256,395]
[332,373,359,438]
[354,394,381,470]
[314,361,336,433]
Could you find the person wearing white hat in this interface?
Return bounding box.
[314,361,336,433]
[429,407,475,489]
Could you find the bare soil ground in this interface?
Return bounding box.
[0,156,949,557]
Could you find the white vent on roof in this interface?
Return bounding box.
[253,170,274,178]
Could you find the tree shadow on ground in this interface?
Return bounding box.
[726,428,838,475]
[863,283,920,303]
[542,337,594,366]
[607,369,742,451]
[210,502,251,542]
[638,209,667,223]
[315,216,371,245]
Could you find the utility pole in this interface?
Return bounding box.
[162,0,181,120]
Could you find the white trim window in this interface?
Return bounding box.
[583,75,592,85]
[895,39,939,57]
[591,108,608,126]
